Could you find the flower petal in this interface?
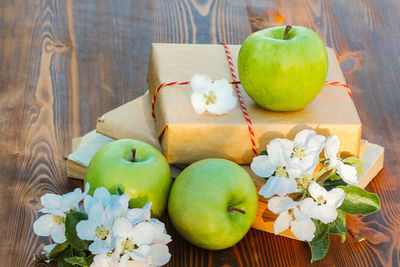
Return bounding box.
[91,253,113,267]
[314,205,338,224]
[190,92,207,114]
[258,176,297,198]
[268,196,297,214]
[325,188,345,208]
[301,198,338,223]
[293,129,316,148]
[250,155,276,178]
[274,211,292,234]
[76,220,97,240]
[190,74,212,93]
[325,135,340,167]
[305,134,326,154]
[93,187,111,204]
[308,181,328,200]
[33,214,54,236]
[299,198,317,218]
[89,239,113,254]
[336,161,358,185]
[84,194,94,214]
[132,222,156,245]
[131,244,152,261]
[288,153,319,176]
[89,203,107,224]
[150,243,171,266]
[112,217,132,239]
[212,79,231,95]
[290,209,316,241]
[267,139,293,166]
[43,244,57,254]
[40,193,62,213]
[214,94,237,113]
[61,188,82,212]
[50,224,66,243]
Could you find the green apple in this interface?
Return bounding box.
[238,25,328,111]
[85,139,171,217]
[168,158,258,250]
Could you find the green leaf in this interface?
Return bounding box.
[116,187,124,195]
[308,220,330,263]
[57,246,74,267]
[338,185,381,215]
[65,256,88,267]
[259,149,268,156]
[343,157,364,174]
[48,241,69,258]
[86,254,95,266]
[329,210,346,235]
[309,235,330,263]
[327,173,341,181]
[323,177,347,191]
[65,211,89,250]
[312,219,329,242]
[74,249,86,257]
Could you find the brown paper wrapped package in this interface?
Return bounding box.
[147,43,362,164]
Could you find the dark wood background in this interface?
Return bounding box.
[1,0,399,266]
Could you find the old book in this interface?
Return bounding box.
[67,131,114,179]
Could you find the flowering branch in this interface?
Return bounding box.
[251,129,381,262]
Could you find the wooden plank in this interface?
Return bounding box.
[0,0,399,266]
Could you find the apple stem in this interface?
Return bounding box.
[228,206,246,214]
[283,25,293,40]
[131,148,136,162]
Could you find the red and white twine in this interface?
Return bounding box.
[150,43,353,156]
[220,42,258,155]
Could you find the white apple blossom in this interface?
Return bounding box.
[190,74,237,115]
[286,129,326,179]
[300,181,345,224]
[33,214,66,243]
[268,196,316,241]
[33,186,89,243]
[112,217,171,267]
[324,135,359,185]
[76,202,115,254]
[251,139,298,198]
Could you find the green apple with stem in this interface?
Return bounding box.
[238,25,328,111]
[85,139,171,217]
[168,158,258,250]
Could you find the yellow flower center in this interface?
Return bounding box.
[95,226,109,240]
[292,147,306,160]
[298,175,312,189]
[53,215,64,224]
[204,92,217,105]
[122,239,137,252]
[316,195,327,205]
[275,166,287,177]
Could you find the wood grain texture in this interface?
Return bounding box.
[0,0,398,266]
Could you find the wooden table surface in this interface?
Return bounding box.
[1,0,399,266]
